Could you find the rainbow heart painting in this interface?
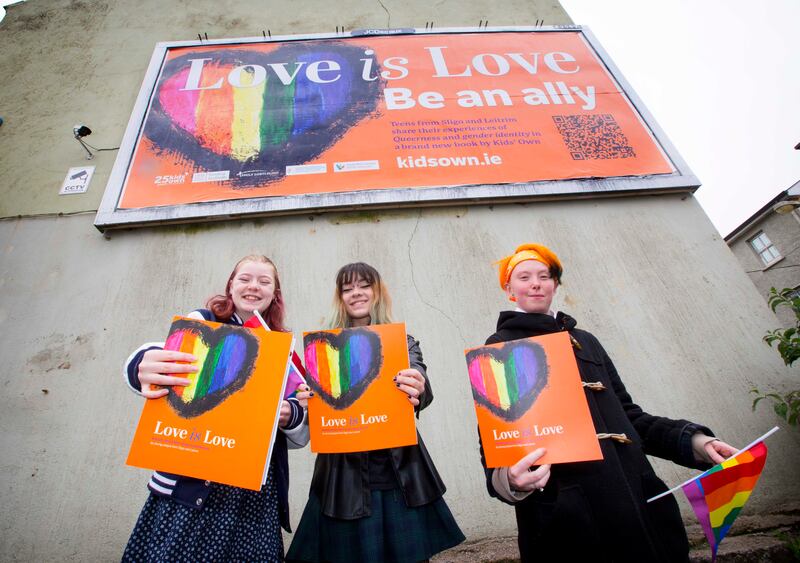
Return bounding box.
[466,341,550,422]
[163,319,259,418]
[144,42,383,187]
[304,328,383,409]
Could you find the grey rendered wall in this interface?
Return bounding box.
[1,1,799,561]
[729,211,800,327]
[2,198,800,561]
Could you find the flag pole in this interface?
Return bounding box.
[729,426,780,457]
[646,426,779,503]
[253,309,271,332]
[252,309,307,386]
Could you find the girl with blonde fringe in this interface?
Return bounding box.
[287,262,464,563]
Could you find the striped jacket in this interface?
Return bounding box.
[123,309,308,531]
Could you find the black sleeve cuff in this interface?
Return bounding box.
[283,398,303,430]
[126,346,163,392]
[679,422,715,469]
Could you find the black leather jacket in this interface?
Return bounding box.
[309,334,447,519]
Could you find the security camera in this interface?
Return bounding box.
[73,124,92,138]
[73,124,94,159]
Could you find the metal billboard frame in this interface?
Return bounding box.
[95,25,699,232]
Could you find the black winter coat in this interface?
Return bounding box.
[482,311,714,562]
[310,334,447,519]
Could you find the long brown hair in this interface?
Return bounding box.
[206,255,287,331]
[328,262,393,329]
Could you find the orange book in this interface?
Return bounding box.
[127,316,294,490]
[466,331,602,468]
[304,323,417,453]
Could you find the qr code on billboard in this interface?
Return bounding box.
[552,114,636,160]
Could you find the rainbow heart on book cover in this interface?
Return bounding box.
[126,316,295,491]
[465,331,602,467]
[303,322,417,453]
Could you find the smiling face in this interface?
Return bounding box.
[341,275,375,327]
[229,260,277,320]
[505,260,558,314]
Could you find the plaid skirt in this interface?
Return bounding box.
[285,489,464,563]
[122,466,283,563]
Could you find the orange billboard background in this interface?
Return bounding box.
[118,31,673,210]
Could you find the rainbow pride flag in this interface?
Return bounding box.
[682,441,768,561]
[243,315,306,399]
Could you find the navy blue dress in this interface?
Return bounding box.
[123,465,282,562]
[121,309,302,562]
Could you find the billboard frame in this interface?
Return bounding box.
[95,25,699,232]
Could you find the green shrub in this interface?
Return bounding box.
[752,288,800,426]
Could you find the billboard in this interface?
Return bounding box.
[95,26,698,230]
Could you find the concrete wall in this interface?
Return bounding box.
[728,211,800,327]
[2,1,799,561]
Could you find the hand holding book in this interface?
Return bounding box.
[394,368,425,407]
[507,448,551,493]
[136,349,196,399]
[294,384,313,408]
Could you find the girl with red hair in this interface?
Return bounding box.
[121,255,309,562]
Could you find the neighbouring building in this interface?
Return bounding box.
[725,181,800,327]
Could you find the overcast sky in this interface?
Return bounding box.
[0,0,20,22]
[560,0,800,236]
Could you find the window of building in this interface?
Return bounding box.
[749,231,782,266]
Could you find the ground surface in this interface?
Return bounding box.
[432,505,800,562]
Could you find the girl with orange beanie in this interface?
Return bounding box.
[480,243,736,562]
